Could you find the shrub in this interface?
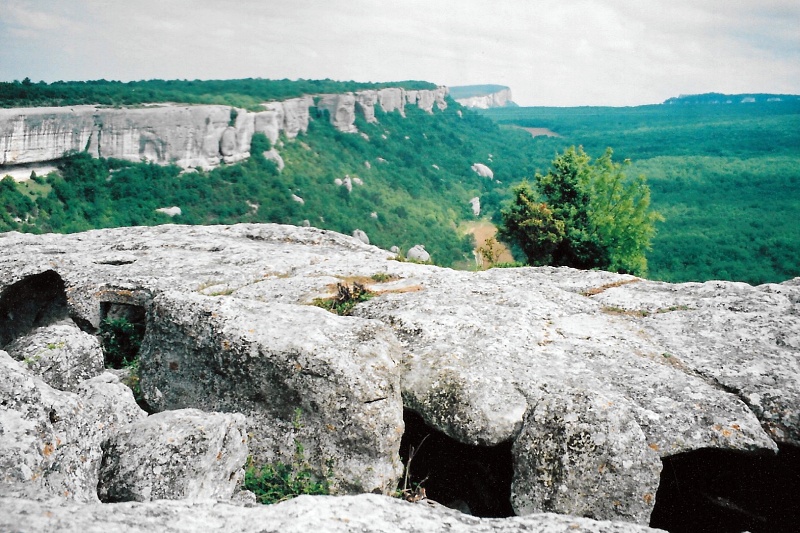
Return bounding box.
[244,437,330,504]
[313,282,373,316]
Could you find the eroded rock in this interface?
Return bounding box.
[0,351,145,502]
[97,408,248,502]
[0,493,664,532]
[0,224,797,529]
[139,291,404,495]
[4,322,104,391]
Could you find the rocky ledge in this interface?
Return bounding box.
[1,224,798,532]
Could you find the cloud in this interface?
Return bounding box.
[0,0,798,105]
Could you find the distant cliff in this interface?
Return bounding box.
[449,85,515,109]
[0,87,448,171]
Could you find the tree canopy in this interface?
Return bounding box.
[499,146,661,276]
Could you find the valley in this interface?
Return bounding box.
[1,80,798,285]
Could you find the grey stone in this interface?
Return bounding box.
[406,245,431,262]
[352,229,370,245]
[4,322,104,391]
[97,408,248,502]
[0,351,145,502]
[0,493,664,532]
[139,291,404,495]
[0,223,797,527]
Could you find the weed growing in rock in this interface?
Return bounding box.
[100,316,146,405]
[370,272,398,283]
[313,282,373,316]
[244,440,330,504]
[99,316,144,369]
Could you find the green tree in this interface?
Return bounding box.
[499,147,660,276]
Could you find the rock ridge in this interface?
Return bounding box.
[0,87,448,172]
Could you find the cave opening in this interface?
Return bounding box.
[0,270,69,347]
[400,408,515,518]
[649,444,800,533]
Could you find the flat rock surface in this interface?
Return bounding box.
[0,493,664,532]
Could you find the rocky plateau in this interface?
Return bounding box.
[0,86,448,173]
[0,223,798,532]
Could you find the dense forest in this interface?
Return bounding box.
[1,79,798,285]
[0,78,436,110]
[483,99,800,284]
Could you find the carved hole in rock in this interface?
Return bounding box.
[649,445,800,533]
[0,270,69,347]
[99,302,147,369]
[400,409,514,517]
[99,302,150,412]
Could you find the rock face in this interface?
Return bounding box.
[97,408,248,502]
[0,351,146,502]
[0,87,449,173]
[316,94,358,133]
[0,223,798,530]
[449,85,515,109]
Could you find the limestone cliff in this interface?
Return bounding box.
[450,85,515,109]
[0,87,448,172]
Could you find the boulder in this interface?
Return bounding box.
[97,408,248,502]
[469,197,481,217]
[155,206,181,217]
[138,291,404,495]
[0,351,145,502]
[471,163,494,179]
[406,245,431,262]
[4,322,104,392]
[352,229,370,245]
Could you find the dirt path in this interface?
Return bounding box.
[462,221,515,267]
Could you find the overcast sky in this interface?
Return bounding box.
[1,0,798,106]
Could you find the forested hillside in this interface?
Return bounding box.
[0,96,535,267]
[0,78,436,110]
[483,99,800,284]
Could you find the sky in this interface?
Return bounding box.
[1,0,798,107]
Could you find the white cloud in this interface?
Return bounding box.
[0,0,798,105]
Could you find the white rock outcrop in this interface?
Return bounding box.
[469,197,481,216]
[455,88,515,109]
[471,163,494,179]
[156,206,182,217]
[316,94,358,133]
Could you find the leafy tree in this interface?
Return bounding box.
[499,147,660,276]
